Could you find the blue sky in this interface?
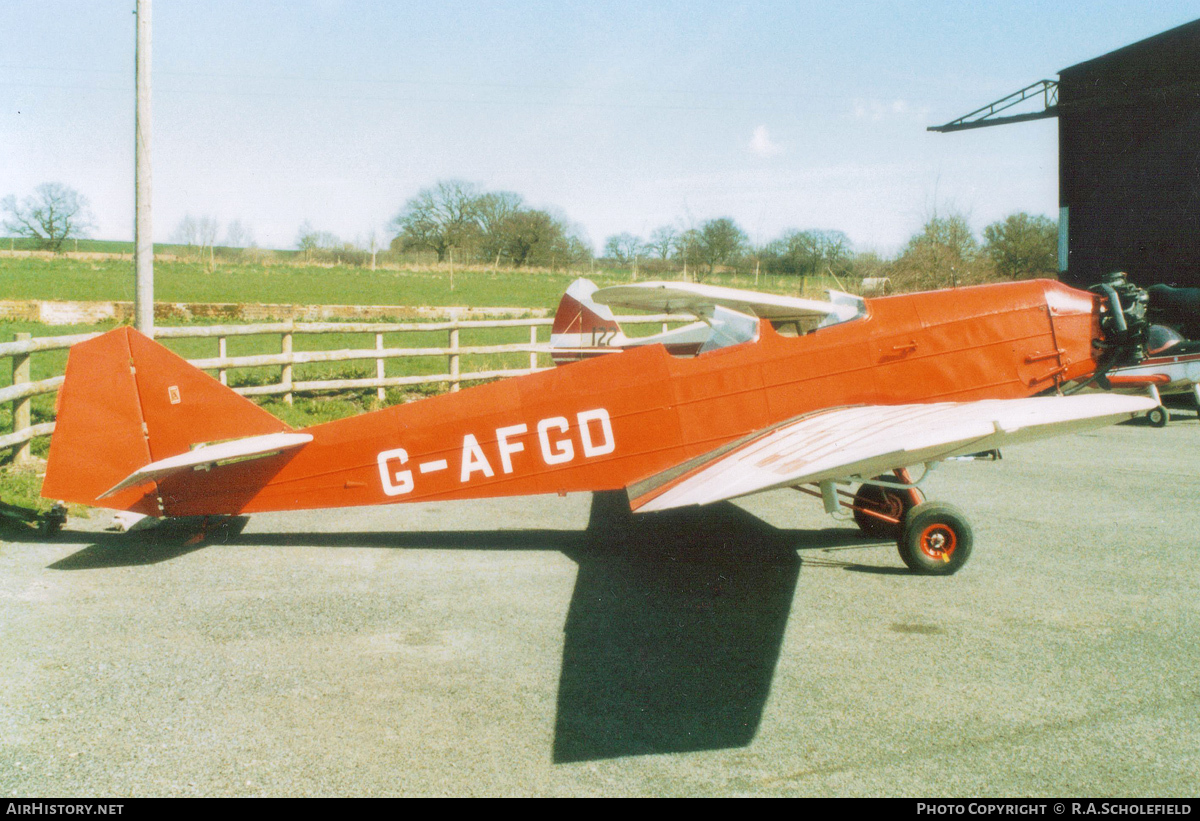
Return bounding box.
[2,1,1197,255]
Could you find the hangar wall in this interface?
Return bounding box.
[1057,19,1200,288]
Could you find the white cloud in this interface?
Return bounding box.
[748,125,784,158]
[852,98,930,122]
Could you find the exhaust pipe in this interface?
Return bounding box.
[1087,272,1151,388]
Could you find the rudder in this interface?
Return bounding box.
[550,278,628,364]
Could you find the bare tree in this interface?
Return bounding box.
[390,180,482,262]
[224,219,253,249]
[760,229,852,278]
[197,215,219,266]
[171,214,199,248]
[646,225,677,260]
[603,233,642,265]
[475,190,524,263]
[673,222,702,280]
[297,221,320,261]
[2,183,94,251]
[172,213,219,264]
[296,221,343,263]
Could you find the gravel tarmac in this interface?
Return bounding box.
[1,412,1198,797]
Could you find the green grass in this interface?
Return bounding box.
[4,237,138,254]
[0,465,56,513]
[0,255,845,307]
[0,257,601,306]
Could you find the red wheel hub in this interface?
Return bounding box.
[918,523,957,563]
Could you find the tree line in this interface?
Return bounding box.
[389,180,591,269]
[390,179,1057,285]
[3,179,1059,287]
[605,223,854,281]
[602,211,1057,287]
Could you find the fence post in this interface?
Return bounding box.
[12,332,31,465]
[375,332,385,403]
[448,323,460,393]
[218,335,228,385]
[530,325,538,370]
[281,320,294,405]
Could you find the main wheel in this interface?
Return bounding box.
[37,517,63,538]
[37,504,67,539]
[897,502,973,575]
[1147,406,1169,428]
[853,476,923,539]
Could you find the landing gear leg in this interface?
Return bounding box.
[852,469,925,539]
[1146,384,1168,428]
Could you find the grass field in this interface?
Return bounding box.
[4,237,175,255]
[0,256,602,306]
[0,252,844,306]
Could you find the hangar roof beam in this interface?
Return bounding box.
[928,79,1059,133]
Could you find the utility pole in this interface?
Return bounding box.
[134,0,154,336]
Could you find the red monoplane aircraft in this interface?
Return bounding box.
[42,276,1156,574]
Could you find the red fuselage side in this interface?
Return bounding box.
[157,279,1102,516]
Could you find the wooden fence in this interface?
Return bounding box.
[1,313,686,465]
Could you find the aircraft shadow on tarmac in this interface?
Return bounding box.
[551,494,898,762]
[28,492,900,763]
[555,492,804,763]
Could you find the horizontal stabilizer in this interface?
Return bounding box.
[629,395,1157,512]
[99,432,313,499]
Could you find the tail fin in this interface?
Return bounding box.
[549,278,628,364]
[42,327,289,512]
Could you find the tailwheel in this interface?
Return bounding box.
[897,502,973,576]
[853,475,924,539]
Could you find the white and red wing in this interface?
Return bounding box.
[594,280,861,326]
[629,395,1156,512]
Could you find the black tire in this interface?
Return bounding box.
[37,517,63,538]
[1147,406,1169,428]
[897,501,973,576]
[853,476,923,539]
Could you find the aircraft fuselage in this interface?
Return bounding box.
[151,279,1101,517]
